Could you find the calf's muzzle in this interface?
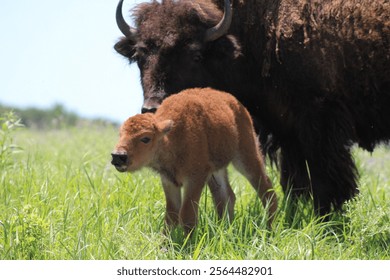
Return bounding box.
[111,151,128,172]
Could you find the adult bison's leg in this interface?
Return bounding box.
[279,142,312,223]
[306,143,359,216]
[280,138,359,216]
[280,142,312,197]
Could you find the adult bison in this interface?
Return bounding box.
[114,0,390,216]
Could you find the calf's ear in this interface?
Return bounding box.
[157,120,174,134]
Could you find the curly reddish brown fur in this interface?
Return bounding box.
[112,88,277,234]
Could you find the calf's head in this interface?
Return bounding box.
[114,0,241,113]
[111,114,173,172]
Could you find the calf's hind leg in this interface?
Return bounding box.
[208,168,236,221]
[233,136,278,226]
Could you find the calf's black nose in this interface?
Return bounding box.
[111,153,128,167]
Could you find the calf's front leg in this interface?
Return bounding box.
[161,176,181,232]
[180,177,206,235]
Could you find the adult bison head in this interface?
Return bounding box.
[114,0,242,113]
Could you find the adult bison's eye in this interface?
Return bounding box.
[140,137,151,144]
[136,48,147,58]
[193,53,203,62]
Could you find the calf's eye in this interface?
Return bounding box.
[140,137,151,144]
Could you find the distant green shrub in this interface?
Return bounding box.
[0,111,24,168]
[0,103,118,129]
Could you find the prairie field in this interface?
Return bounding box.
[0,120,389,260]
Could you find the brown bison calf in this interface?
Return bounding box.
[111,88,277,234]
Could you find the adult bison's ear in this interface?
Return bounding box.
[207,35,242,60]
[114,37,136,62]
[157,120,174,135]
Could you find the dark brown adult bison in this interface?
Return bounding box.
[114,0,390,216]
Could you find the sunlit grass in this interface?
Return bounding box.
[0,127,389,259]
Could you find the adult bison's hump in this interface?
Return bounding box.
[213,0,390,97]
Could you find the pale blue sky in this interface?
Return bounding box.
[0,0,145,123]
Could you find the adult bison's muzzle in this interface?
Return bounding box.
[141,107,157,114]
[111,152,128,172]
[141,95,165,114]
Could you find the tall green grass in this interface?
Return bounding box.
[0,120,389,259]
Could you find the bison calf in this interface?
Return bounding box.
[111,88,277,234]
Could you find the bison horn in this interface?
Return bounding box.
[205,0,232,42]
[116,0,137,39]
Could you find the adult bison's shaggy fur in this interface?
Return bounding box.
[114,0,390,216]
[111,88,277,234]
